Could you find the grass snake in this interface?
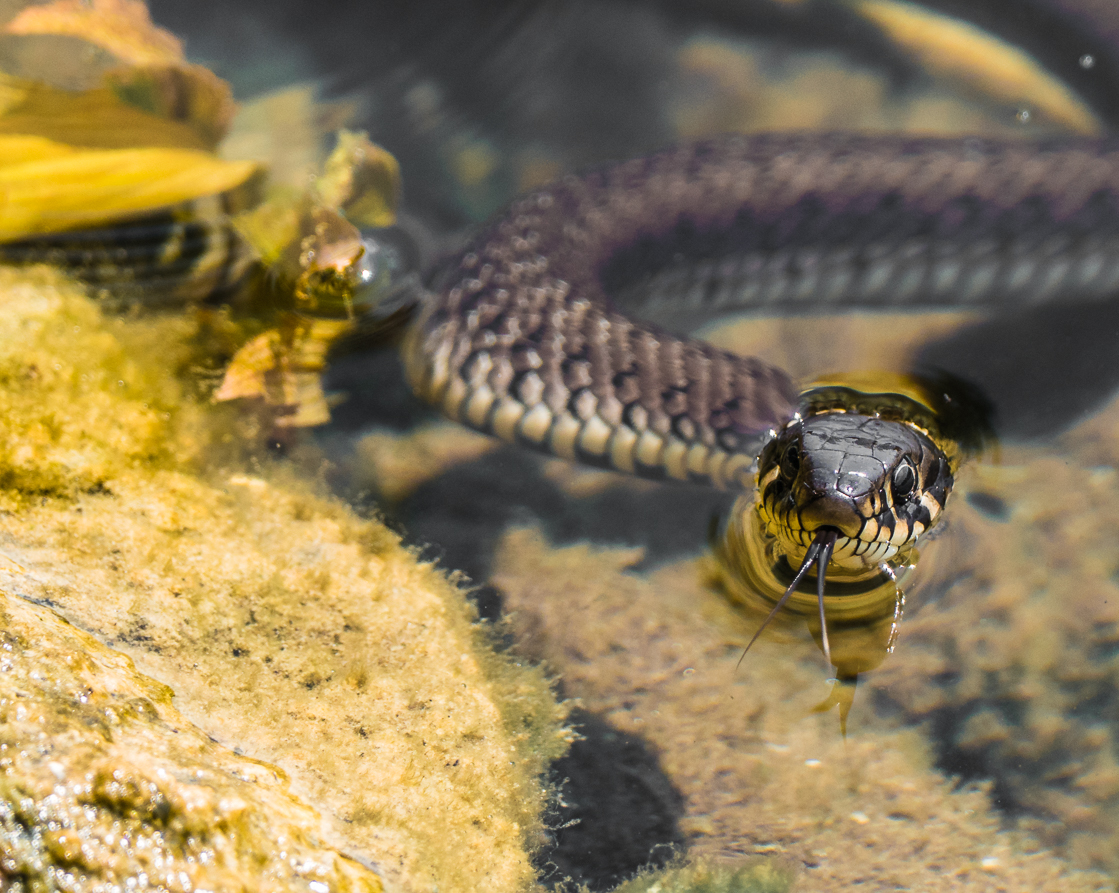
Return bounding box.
[401,126,1119,668]
[12,0,1119,675]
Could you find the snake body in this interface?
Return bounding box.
[403,133,1119,493]
[11,1,1119,622]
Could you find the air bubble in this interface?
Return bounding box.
[1016,108,1031,123]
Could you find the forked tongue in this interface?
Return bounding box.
[738,527,840,669]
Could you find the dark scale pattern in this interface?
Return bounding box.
[757,413,953,565]
[404,133,1119,489]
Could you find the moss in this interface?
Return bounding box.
[0,267,570,892]
[610,859,792,893]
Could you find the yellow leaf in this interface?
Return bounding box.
[849,0,1102,135]
[0,147,259,242]
[4,0,184,67]
[0,134,77,168]
[0,74,210,150]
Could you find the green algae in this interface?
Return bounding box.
[609,859,792,893]
[0,265,571,892]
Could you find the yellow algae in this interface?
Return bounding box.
[612,859,792,893]
[0,266,570,892]
[0,585,385,893]
[850,0,1101,134]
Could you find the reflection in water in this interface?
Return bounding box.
[713,377,993,732]
[716,486,913,732]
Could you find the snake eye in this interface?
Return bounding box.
[892,459,917,502]
[780,444,801,480]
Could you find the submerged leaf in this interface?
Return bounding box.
[215,316,355,427]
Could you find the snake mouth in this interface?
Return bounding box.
[739,526,841,670]
[778,513,907,571]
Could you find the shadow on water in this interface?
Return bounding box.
[534,708,686,892]
[919,299,1119,441]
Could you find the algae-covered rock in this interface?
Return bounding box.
[0,585,383,893]
[611,860,791,893]
[0,266,570,892]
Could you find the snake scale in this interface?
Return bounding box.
[404,133,1119,490]
[398,0,1119,662]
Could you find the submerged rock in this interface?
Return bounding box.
[491,526,1113,892]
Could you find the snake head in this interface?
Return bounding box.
[731,410,952,674]
[756,411,953,575]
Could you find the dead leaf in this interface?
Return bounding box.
[215,315,355,427]
[317,131,401,228]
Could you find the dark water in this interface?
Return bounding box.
[149,1,1119,888]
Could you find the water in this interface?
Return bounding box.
[148,1,1119,889]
